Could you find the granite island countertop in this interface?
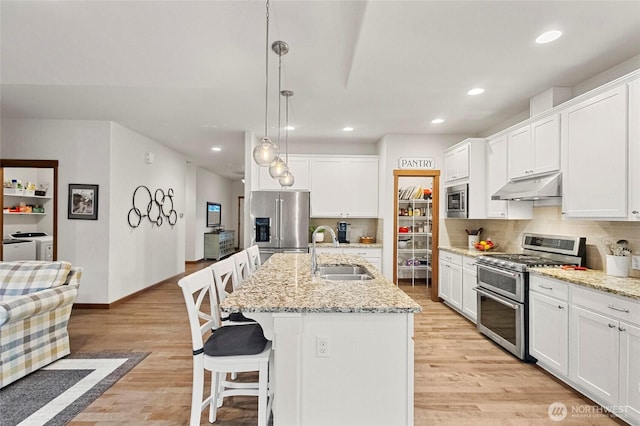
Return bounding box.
[530,267,640,300]
[310,242,383,249]
[221,253,421,314]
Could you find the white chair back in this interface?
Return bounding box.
[210,258,240,304]
[231,250,252,283]
[246,245,262,273]
[177,268,220,350]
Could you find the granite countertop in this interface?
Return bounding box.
[530,268,640,300]
[310,242,383,249]
[221,253,421,314]
[438,246,497,257]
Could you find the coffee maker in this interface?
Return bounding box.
[337,221,351,244]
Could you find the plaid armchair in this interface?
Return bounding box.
[0,261,82,388]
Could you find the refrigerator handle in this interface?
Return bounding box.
[279,198,284,242]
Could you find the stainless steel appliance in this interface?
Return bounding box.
[445,183,468,218]
[337,221,350,244]
[475,233,586,360]
[250,190,310,263]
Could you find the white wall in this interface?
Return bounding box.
[109,122,186,302]
[1,119,189,304]
[2,119,112,303]
[377,134,470,279]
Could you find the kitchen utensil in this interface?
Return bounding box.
[465,228,483,236]
[561,265,588,271]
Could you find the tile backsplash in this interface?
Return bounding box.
[440,206,640,278]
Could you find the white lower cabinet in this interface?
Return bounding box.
[529,276,569,376]
[438,251,463,312]
[528,274,640,425]
[461,256,477,323]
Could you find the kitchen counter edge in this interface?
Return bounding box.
[530,268,640,300]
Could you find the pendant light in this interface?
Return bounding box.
[252,0,279,167]
[268,40,289,178]
[279,90,295,187]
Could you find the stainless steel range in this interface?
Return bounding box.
[475,233,586,361]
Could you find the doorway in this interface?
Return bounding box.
[237,196,244,250]
[1,159,58,261]
[393,169,440,302]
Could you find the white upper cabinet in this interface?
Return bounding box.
[309,156,378,218]
[628,78,640,220]
[444,144,469,183]
[254,155,310,191]
[486,135,532,219]
[507,114,560,180]
[561,84,628,219]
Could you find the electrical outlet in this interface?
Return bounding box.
[632,256,640,270]
[316,336,329,358]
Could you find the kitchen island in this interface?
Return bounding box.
[221,252,421,426]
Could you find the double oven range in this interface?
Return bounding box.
[475,233,586,361]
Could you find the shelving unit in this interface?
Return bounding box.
[396,185,433,287]
[3,192,51,217]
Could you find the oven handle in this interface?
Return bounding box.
[476,263,520,278]
[476,287,519,310]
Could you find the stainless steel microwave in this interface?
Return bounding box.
[445,183,468,218]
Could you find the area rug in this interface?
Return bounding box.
[0,352,149,426]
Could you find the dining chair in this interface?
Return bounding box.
[178,268,273,426]
[246,245,262,273]
[230,250,252,284]
[210,257,255,324]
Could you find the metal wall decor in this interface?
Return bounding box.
[128,185,177,228]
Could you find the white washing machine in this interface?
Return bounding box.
[10,232,54,261]
[3,239,37,261]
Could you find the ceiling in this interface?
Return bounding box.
[2,1,639,180]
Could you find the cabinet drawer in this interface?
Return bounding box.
[440,251,462,266]
[342,247,382,259]
[530,275,569,302]
[462,256,477,271]
[572,284,640,324]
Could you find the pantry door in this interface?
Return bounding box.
[393,169,440,301]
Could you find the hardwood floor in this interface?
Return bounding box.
[66,262,625,425]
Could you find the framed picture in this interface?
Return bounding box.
[68,184,99,220]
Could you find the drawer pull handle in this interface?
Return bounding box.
[539,285,553,290]
[607,305,629,313]
[618,326,626,332]
[609,323,616,328]
[558,305,564,310]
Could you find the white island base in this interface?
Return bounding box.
[251,311,415,426]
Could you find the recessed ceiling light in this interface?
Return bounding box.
[211,147,221,152]
[343,127,354,132]
[536,30,562,44]
[467,88,485,96]
[285,126,295,131]
[431,118,444,124]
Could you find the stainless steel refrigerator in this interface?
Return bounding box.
[250,190,310,263]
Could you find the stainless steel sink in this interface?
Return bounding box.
[317,264,373,281]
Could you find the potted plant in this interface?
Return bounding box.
[309,226,325,243]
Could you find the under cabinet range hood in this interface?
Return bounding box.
[492,172,562,201]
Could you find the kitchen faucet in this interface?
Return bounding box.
[311,225,339,275]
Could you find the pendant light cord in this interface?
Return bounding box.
[284,93,289,163]
[264,0,270,138]
[277,49,282,149]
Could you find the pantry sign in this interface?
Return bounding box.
[398,157,435,169]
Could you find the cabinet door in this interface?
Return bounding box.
[619,321,640,424]
[444,144,469,182]
[438,259,451,301]
[344,158,378,217]
[310,158,346,217]
[462,266,477,322]
[629,78,640,220]
[529,291,569,376]
[486,136,509,218]
[561,85,628,218]
[569,305,620,405]
[448,263,463,310]
[531,114,560,176]
[507,125,531,180]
